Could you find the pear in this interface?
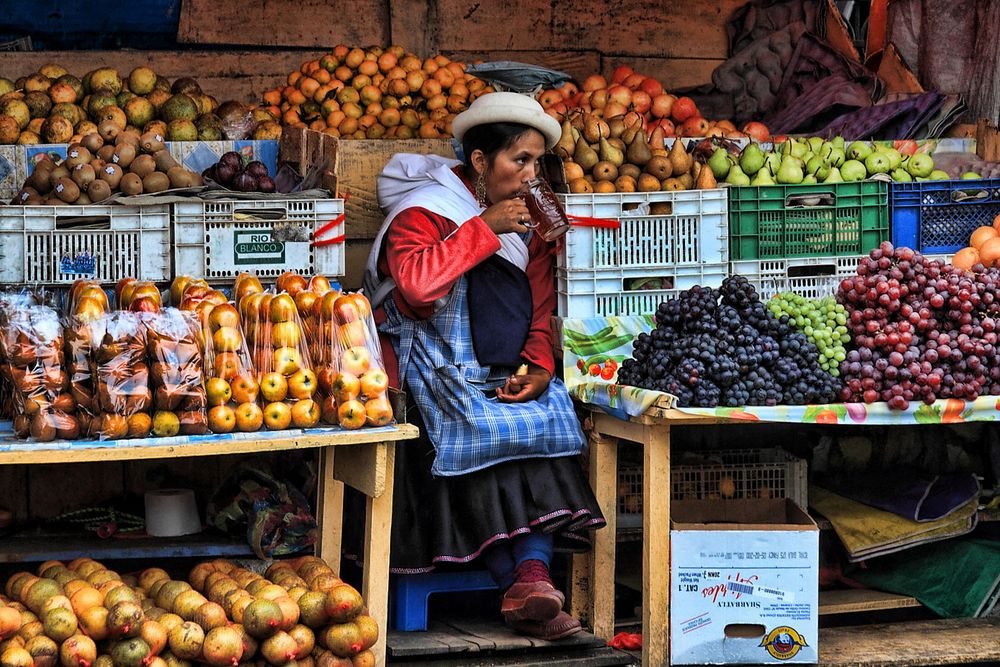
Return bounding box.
[569,113,586,132]
[599,137,625,167]
[695,163,717,189]
[668,138,692,176]
[764,152,782,176]
[807,137,824,154]
[750,168,775,186]
[801,174,817,184]
[678,173,694,189]
[573,136,599,171]
[823,166,844,183]
[621,119,643,146]
[583,114,605,144]
[815,163,831,180]
[626,131,653,167]
[791,140,809,159]
[827,147,846,167]
[805,155,825,176]
[708,148,732,179]
[554,119,575,159]
[776,155,804,184]
[831,136,846,150]
[725,164,750,186]
[648,126,666,153]
[739,143,765,176]
[607,116,626,140]
[891,168,912,182]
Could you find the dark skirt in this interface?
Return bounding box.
[344,404,606,573]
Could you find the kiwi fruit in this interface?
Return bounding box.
[28,165,53,193]
[115,129,141,147]
[98,163,123,189]
[48,197,66,206]
[97,119,120,142]
[142,171,169,193]
[87,179,112,202]
[112,143,136,168]
[166,166,194,189]
[97,144,116,163]
[90,159,106,173]
[48,165,71,188]
[120,172,143,196]
[140,131,165,154]
[71,163,96,189]
[81,132,103,152]
[54,177,80,203]
[152,149,177,172]
[129,154,156,179]
[76,193,92,205]
[64,146,91,169]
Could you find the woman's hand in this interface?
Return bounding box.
[496,365,551,403]
[480,197,531,235]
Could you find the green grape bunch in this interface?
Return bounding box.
[767,292,851,376]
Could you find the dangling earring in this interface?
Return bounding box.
[475,173,488,207]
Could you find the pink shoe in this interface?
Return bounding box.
[500,580,565,623]
[508,611,582,641]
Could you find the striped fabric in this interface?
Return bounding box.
[382,276,586,476]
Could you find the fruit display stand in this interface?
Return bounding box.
[568,396,1000,667]
[0,423,419,667]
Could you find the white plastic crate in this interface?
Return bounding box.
[556,263,727,318]
[731,255,865,300]
[0,204,171,285]
[556,189,728,272]
[617,448,808,528]
[172,198,345,280]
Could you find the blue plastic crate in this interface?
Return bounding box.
[891,178,1000,254]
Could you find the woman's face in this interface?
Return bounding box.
[474,129,546,204]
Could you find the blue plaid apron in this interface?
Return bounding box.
[381,275,586,477]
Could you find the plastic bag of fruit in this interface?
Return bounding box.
[203,300,262,433]
[89,310,152,440]
[1,305,80,442]
[0,290,41,422]
[144,308,208,438]
[319,292,393,429]
[251,291,321,431]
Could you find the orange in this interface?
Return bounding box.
[979,237,1000,266]
[951,247,980,271]
[970,226,997,249]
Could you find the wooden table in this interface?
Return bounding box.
[0,424,419,667]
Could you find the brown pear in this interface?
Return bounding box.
[626,131,652,167]
[554,119,575,159]
[648,126,666,153]
[695,163,717,189]
[669,139,693,176]
[599,137,624,167]
[621,118,644,145]
[607,116,626,140]
[582,114,607,144]
[573,137,599,171]
[678,173,694,189]
[644,155,673,180]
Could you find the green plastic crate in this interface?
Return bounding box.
[728,181,890,260]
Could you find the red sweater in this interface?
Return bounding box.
[375,207,557,389]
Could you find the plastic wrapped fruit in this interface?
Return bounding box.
[89,311,151,439]
[146,308,207,437]
[203,301,260,433]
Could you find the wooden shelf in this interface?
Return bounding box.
[819,589,922,616]
[0,529,255,563]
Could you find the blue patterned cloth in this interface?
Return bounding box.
[382,276,586,476]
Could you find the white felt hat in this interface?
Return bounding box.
[451,92,562,149]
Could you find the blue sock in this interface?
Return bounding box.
[512,531,554,568]
[482,541,517,590]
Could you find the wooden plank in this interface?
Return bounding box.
[332,442,387,497]
[178,0,389,49]
[819,589,922,616]
[442,50,602,82]
[122,456,221,501]
[641,425,670,667]
[360,443,395,667]
[386,0,438,57]
[0,530,252,563]
[819,617,1000,666]
[314,446,344,573]
[0,424,420,465]
[601,56,724,90]
[587,431,617,641]
[28,461,123,521]
[0,50,315,104]
[387,627,478,657]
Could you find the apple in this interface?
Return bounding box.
[332,295,362,324]
[214,352,240,382]
[234,273,263,303]
[316,365,336,394]
[182,283,211,302]
[337,400,367,430]
[288,369,317,399]
[331,372,361,401]
[295,291,319,317]
[263,401,292,431]
[581,74,607,92]
[319,395,339,425]
[178,410,208,435]
[130,296,161,313]
[74,296,106,322]
[360,368,388,397]
[151,411,180,437]
[340,347,371,375]
[337,321,368,348]
[170,275,192,305]
[126,413,150,439]
[206,405,236,433]
[78,285,110,311]
[231,375,259,404]
[154,385,183,411]
[864,152,891,175]
[273,347,303,376]
[270,321,301,349]
[240,292,266,321]
[269,294,297,324]
[212,327,243,353]
[235,401,264,432]
[203,291,227,307]
[276,271,308,297]
[208,303,240,332]
[260,372,288,402]
[290,399,320,428]
[115,277,137,306]
[205,377,232,406]
[906,153,934,178]
[308,275,332,294]
[364,394,393,426]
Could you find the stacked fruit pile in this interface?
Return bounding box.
[202,301,263,434]
[946,215,1000,271]
[555,112,716,193]
[836,243,1000,409]
[146,309,208,438]
[616,276,841,407]
[11,130,203,204]
[536,65,767,139]
[712,137,946,185]
[0,556,377,667]
[262,45,494,140]
[767,294,851,376]
[0,65,272,145]
[201,152,277,193]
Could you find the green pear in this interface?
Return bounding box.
[847,141,872,161]
[832,136,846,150]
[822,166,844,183]
[708,148,732,179]
[790,140,808,159]
[891,168,912,182]
[739,143,765,176]
[807,137,824,154]
[802,174,818,184]
[827,147,846,167]
[840,159,867,181]
[962,171,982,180]
[815,163,831,180]
[880,147,903,170]
[750,167,775,186]
[776,155,804,184]
[725,164,751,186]
[929,169,950,180]
[805,155,825,176]
[764,152,782,176]
[820,142,834,160]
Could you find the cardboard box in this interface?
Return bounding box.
[278,128,456,241]
[671,499,819,665]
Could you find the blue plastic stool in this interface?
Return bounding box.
[391,570,498,631]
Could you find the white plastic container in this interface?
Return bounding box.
[172,198,345,280]
[730,255,865,301]
[0,204,171,285]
